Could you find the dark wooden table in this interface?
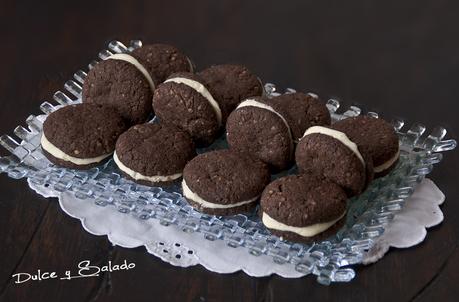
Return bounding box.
[0,1,458,301]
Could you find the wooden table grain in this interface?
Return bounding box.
[0,1,458,301]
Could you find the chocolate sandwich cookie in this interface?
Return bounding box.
[295,126,374,197]
[82,56,154,125]
[114,123,195,186]
[198,64,263,120]
[131,44,193,85]
[260,174,347,244]
[226,97,294,171]
[264,92,331,141]
[182,149,270,216]
[332,116,399,177]
[153,72,222,146]
[41,103,127,169]
[226,93,331,171]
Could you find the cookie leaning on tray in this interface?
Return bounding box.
[82,54,154,125]
[152,65,263,146]
[332,116,400,177]
[182,149,271,216]
[114,123,195,186]
[226,92,331,171]
[295,126,374,197]
[40,42,400,244]
[41,103,128,169]
[152,72,222,146]
[260,173,348,244]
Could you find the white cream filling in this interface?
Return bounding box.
[302,126,365,166]
[165,77,222,126]
[113,152,182,182]
[374,148,400,173]
[41,134,111,165]
[107,53,156,92]
[182,179,258,209]
[236,98,294,149]
[262,211,346,237]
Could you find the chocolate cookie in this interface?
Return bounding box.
[82,58,153,125]
[295,126,374,197]
[332,116,399,177]
[114,123,195,186]
[131,44,192,85]
[226,97,293,171]
[41,103,127,169]
[152,72,222,146]
[226,93,331,171]
[264,92,331,141]
[198,64,263,120]
[182,149,270,216]
[260,174,348,244]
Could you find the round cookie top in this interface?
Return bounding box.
[183,149,271,205]
[131,44,192,85]
[115,123,195,177]
[153,72,220,146]
[198,64,263,120]
[82,59,153,125]
[295,128,372,197]
[265,92,331,140]
[43,103,127,158]
[332,116,399,168]
[226,97,293,171]
[260,174,347,227]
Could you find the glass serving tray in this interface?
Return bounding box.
[0,40,456,285]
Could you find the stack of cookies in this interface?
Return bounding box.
[40,42,400,244]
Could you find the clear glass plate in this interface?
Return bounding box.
[0,40,456,285]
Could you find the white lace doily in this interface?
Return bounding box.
[28,178,445,278]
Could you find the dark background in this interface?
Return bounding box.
[0,1,458,301]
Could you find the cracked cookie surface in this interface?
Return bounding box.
[153,72,220,146]
[42,103,127,168]
[82,59,153,125]
[115,123,195,183]
[183,149,270,215]
[131,44,192,85]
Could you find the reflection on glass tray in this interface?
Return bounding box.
[0,40,456,285]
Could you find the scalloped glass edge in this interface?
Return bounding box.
[0,40,456,285]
